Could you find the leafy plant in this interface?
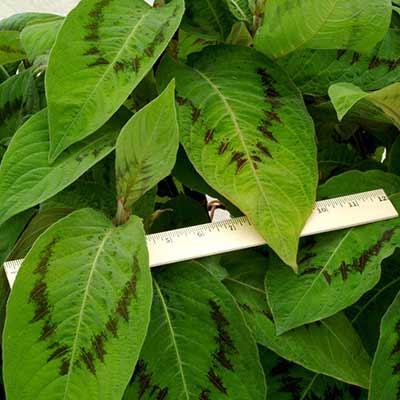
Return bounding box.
[0,0,399,399]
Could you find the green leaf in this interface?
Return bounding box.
[346,252,400,356]
[20,19,63,62]
[116,80,179,209]
[259,347,365,400]
[0,68,42,142]
[46,0,184,162]
[0,108,130,227]
[0,31,26,65]
[9,208,73,260]
[254,0,392,59]
[157,45,317,270]
[123,261,266,400]
[329,82,400,128]
[182,0,234,39]
[3,209,152,400]
[223,0,252,22]
[318,170,400,200]
[0,13,61,32]
[369,288,400,399]
[265,193,400,334]
[277,29,400,96]
[223,251,371,388]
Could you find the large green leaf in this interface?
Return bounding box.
[329,82,400,128]
[157,45,317,270]
[277,29,400,96]
[123,261,266,400]
[3,209,152,400]
[265,176,400,334]
[254,0,392,59]
[0,68,42,142]
[20,19,63,62]
[369,288,400,399]
[116,80,179,209]
[46,0,184,162]
[223,251,371,388]
[0,31,26,65]
[0,108,129,227]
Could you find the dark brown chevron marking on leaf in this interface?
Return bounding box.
[133,57,141,73]
[238,303,254,315]
[30,238,59,339]
[299,227,398,285]
[116,256,139,321]
[47,344,69,362]
[84,0,112,67]
[84,47,100,56]
[192,107,201,123]
[81,347,96,375]
[114,61,125,72]
[265,111,282,124]
[256,142,272,159]
[88,57,110,67]
[76,256,140,375]
[130,359,168,399]
[339,261,349,281]
[204,129,214,144]
[300,266,322,275]
[351,52,360,65]
[199,389,211,400]
[353,228,396,273]
[336,49,346,60]
[258,123,278,142]
[369,56,381,70]
[207,368,228,394]
[261,309,274,321]
[323,271,332,285]
[0,45,22,54]
[106,317,118,337]
[218,142,229,155]
[208,299,237,373]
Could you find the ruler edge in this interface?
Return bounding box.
[3,189,398,283]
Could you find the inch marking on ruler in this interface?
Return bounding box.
[3,189,398,287]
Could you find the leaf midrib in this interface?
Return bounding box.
[52,8,152,158]
[192,68,287,258]
[155,280,190,399]
[283,229,353,326]
[62,228,113,399]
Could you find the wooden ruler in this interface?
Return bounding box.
[3,189,398,287]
